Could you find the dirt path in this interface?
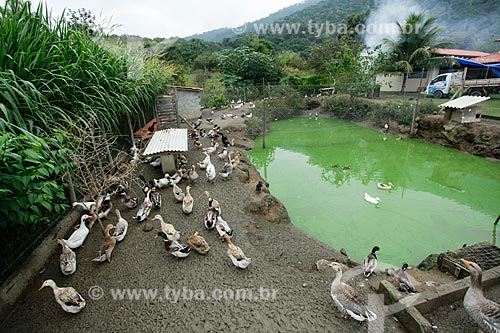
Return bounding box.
[1,105,489,332]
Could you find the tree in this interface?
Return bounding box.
[384,13,453,93]
[66,8,101,36]
[217,47,282,87]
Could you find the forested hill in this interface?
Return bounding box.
[187,0,323,42]
[189,0,499,52]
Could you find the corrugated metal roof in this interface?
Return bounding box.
[439,96,490,109]
[143,128,188,156]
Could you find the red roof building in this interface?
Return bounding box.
[433,48,490,59]
[473,52,500,64]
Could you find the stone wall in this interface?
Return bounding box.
[416,115,500,160]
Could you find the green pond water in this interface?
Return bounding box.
[247,117,500,267]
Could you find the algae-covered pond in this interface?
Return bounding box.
[247,117,500,266]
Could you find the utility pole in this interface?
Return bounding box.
[262,78,266,149]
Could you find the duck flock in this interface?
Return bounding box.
[39,121,251,315]
[38,116,500,332]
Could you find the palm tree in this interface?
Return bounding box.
[384,13,453,94]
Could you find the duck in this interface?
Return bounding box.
[57,239,76,275]
[363,246,380,277]
[221,234,250,268]
[206,156,216,182]
[218,147,228,160]
[38,280,85,314]
[120,192,138,209]
[152,215,180,241]
[377,182,394,190]
[112,209,128,242]
[364,192,381,205]
[148,187,161,209]
[149,157,161,167]
[153,175,170,189]
[92,224,117,263]
[216,215,233,239]
[167,170,183,186]
[172,183,185,202]
[97,193,112,219]
[59,214,95,249]
[202,191,221,215]
[157,232,191,258]
[342,166,351,170]
[182,186,193,214]
[230,151,241,167]
[187,165,199,183]
[197,152,210,169]
[255,181,263,192]
[219,160,233,181]
[71,201,96,213]
[327,262,377,322]
[203,142,219,155]
[187,232,210,254]
[394,263,416,293]
[134,195,152,222]
[461,259,500,332]
[138,175,152,194]
[203,208,217,230]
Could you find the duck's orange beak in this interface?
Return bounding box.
[461,259,471,266]
[38,285,45,292]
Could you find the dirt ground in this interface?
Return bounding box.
[0,104,494,332]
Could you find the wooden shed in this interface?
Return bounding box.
[440,95,490,123]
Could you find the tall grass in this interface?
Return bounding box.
[0,0,170,135]
[0,0,172,227]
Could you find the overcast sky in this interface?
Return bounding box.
[30,0,304,38]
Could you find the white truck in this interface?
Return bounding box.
[426,67,500,98]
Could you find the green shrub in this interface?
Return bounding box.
[322,96,374,121]
[0,133,72,227]
[372,99,439,125]
[208,93,230,109]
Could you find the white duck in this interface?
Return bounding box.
[134,195,152,222]
[197,152,210,169]
[152,215,180,241]
[57,239,76,275]
[206,155,216,182]
[363,246,380,277]
[217,148,228,160]
[60,214,95,249]
[153,175,170,189]
[157,233,191,258]
[216,215,233,239]
[167,170,183,186]
[97,193,113,219]
[203,142,219,155]
[182,186,194,214]
[461,259,500,332]
[364,192,381,205]
[71,201,96,212]
[327,262,377,322]
[187,165,199,183]
[172,183,185,202]
[377,182,394,190]
[221,234,251,268]
[38,279,86,314]
[113,209,128,242]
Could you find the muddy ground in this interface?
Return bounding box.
[1,104,496,332]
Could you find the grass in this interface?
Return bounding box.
[481,94,500,117]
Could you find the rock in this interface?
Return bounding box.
[417,253,439,270]
[142,222,153,232]
[302,283,308,288]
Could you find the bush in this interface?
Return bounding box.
[372,99,439,126]
[0,133,72,227]
[208,93,230,109]
[322,96,375,121]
